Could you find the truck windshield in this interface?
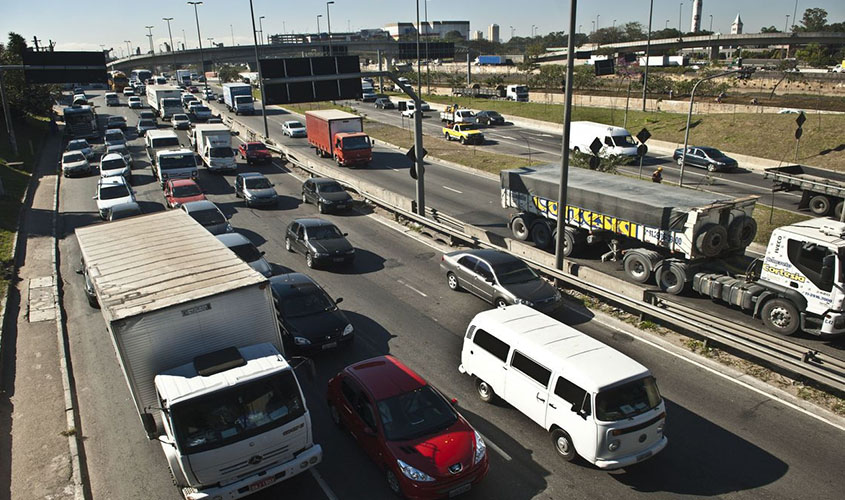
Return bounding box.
[341,136,371,150]
[152,137,180,148]
[611,135,637,148]
[64,112,93,126]
[235,96,252,103]
[171,371,305,454]
[595,376,662,422]
[210,147,234,158]
[159,154,195,170]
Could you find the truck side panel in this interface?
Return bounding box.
[306,114,331,154]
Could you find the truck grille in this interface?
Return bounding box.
[219,443,292,479]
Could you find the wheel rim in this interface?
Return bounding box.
[556,435,571,455]
[285,238,291,251]
[306,254,313,267]
[769,306,793,328]
[447,274,458,290]
[661,269,679,288]
[496,299,507,308]
[386,471,400,494]
[478,381,491,399]
[630,260,646,280]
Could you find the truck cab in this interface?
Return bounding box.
[202,136,237,172]
[506,84,529,102]
[333,133,372,167]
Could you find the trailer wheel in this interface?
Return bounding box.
[835,201,844,221]
[623,253,652,284]
[695,224,728,257]
[727,216,758,249]
[511,216,530,241]
[530,222,553,250]
[809,195,832,216]
[761,298,800,336]
[553,228,582,257]
[656,263,688,295]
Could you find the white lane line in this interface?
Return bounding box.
[538,133,555,137]
[479,432,512,461]
[497,135,517,140]
[310,468,340,500]
[442,185,463,194]
[397,279,428,297]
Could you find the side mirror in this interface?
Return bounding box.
[92,195,97,200]
[141,412,158,437]
[450,397,459,406]
[335,297,344,304]
[259,251,266,256]
[343,232,349,237]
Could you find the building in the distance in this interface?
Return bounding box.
[384,21,470,40]
[471,30,484,41]
[731,13,743,35]
[488,24,499,43]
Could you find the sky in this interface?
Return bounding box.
[1,0,843,55]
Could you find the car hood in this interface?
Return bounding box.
[245,187,277,198]
[319,191,352,203]
[385,419,475,478]
[284,308,349,341]
[64,160,88,169]
[502,279,557,303]
[308,238,352,254]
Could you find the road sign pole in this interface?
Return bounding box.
[0,69,19,157]
[249,0,270,139]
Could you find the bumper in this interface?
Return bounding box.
[533,297,563,314]
[63,167,91,177]
[313,254,355,266]
[246,155,272,163]
[183,444,322,500]
[400,457,489,500]
[296,334,353,352]
[245,196,277,206]
[207,163,238,173]
[594,436,667,470]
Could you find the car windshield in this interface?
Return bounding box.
[106,145,127,155]
[493,259,540,285]
[376,386,457,441]
[287,122,304,129]
[100,158,125,171]
[99,185,130,200]
[152,137,180,148]
[194,106,210,113]
[173,114,188,121]
[279,283,335,318]
[173,184,202,197]
[487,112,502,118]
[341,136,371,150]
[306,224,343,240]
[67,141,87,151]
[64,153,85,163]
[108,117,125,124]
[210,147,233,158]
[171,371,305,455]
[230,242,262,263]
[139,119,155,128]
[317,183,343,193]
[105,131,123,141]
[159,154,195,170]
[245,177,272,189]
[246,143,266,150]
[595,376,662,422]
[611,134,636,148]
[189,208,225,226]
[140,112,154,120]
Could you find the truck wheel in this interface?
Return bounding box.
[530,222,552,250]
[623,253,652,284]
[476,379,496,403]
[809,195,831,216]
[761,298,800,336]
[727,216,758,249]
[511,216,530,241]
[555,229,576,257]
[551,429,577,462]
[835,201,844,221]
[656,263,688,295]
[695,224,728,257]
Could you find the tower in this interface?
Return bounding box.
[691,0,703,33]
[731,14,743,35]
[488,24,500,43]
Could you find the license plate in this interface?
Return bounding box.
[248,477,276,491]
[449,483,471,497]
[636,451,653,462]
[333,257,345,262]
[322,342,338,350]
[335,204,346,209]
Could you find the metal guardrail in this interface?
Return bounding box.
[250,118,845,396]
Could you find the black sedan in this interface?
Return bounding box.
[672,146,738,172]
[301,178,353,213]
[269,273,354,353]
[475,110,505,126]
[440,249,562,312]
[374,98,395,110]
[284,218,355,268]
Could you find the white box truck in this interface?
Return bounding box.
[146,85,182,119]
[194,124,237,172]
[176,69,191,86]
[75,210,322,500]
[222,82,254,115]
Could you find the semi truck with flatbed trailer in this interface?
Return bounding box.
[763,165,845,219]
[305,110,372,168]
[75,210,322,500]
[222,82,255,115]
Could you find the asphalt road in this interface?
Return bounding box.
[56,90,845,499]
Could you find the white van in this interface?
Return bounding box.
[569,121,639,159]
[459,305,667,469]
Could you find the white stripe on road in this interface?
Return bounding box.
[310,468,340,500]
[442,185,463,194]
[497,135,517,140]
[479,432,512,461]
[398,279,428,297]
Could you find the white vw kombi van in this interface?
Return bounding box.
[459,305,667,469]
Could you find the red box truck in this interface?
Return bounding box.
[305,110,372,168]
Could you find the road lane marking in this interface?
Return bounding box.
[479,432,512,461]
[310,468,340,500]
[398,279,428,297]
[442,185,463,194]
[498,135,516,140]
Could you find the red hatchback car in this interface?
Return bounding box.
[238,141,273,164]
[327,356,488,499]
[163,179,206,208]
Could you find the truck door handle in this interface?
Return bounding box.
[790,281,799,288]
[536,393,546,403]
[549,403,557,409]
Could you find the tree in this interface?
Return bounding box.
[0,32,58,118]
[795,43,834,67]
[589,27,623,45]
[217,65,246,83]
[531,65,565,90]
[799,8,828,32]
[621,22,645,41]
[443,30,465,42]
[761,26,781,33]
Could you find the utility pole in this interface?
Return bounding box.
[249,0,270,139]
[326,2,334,56]
[414,0,425,216]
[424,0,430,94]
[163,18,177,71]
[259,16,265,46]
[125,40,132,57]
[0,69,19,156]
[642,0,654,111]
[145,26,155,54]
[678,2,683,33]
[231,24,235,46]
[555,0,578,272]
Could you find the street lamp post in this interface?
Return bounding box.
[182,29,187,50]
[125,40,132,56]
[414,0,425,216]
[642,0,654,111]
[316,14,322,35]
[326,2,334,56]
[665,20,670,30]
[258,16,265,46]
[231,24,235,46]
[145,25,154,54]
[596,15,600,31]
[163,17,177,72]
[678,2,683,33]
[248,0,270,139]
[187,1,207,92]
[591,20,595,33]
[791,0,799,33]
[785,15,790,33]
[612,19,616,29]
[709,14,713,32]
[510,25,515,39]
[531,24,535,37]
[424,0,430,93]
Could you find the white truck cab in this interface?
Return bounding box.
[459,305,667,469]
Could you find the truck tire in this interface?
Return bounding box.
[835,201,844,221]
[809,194,831,216]
[656,263,688,295]
[760,298,800,336]
[511,216,530,241]
[623,253,652,284]
[530,222,552,250]
[727,216,758,249]
[695,224,728,257]
[553,228,583,257]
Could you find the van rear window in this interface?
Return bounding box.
[472,329,510,362]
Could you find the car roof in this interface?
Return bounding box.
[100,152,124,162]
[68,139,88,145]
[294,218,335,228]
[182,199,218,212]
[98,176,128,186]
[108,116,125,121]
[345,355,427,401]
[105,129,124,135]
[447,248,519,266]
[215,232,251,247]
[268,272,319,297]
[239,172,266,179]
[285,120,303,125]
[309,177,341,185]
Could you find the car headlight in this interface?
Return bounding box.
[608,440,621,452]
[314,251,329,258]
[514,298,534,307]
[342,324,354,336]
[396,459,434,482]
[293,336,311,346]
[473,431,487,465]
[345,249,355,255]
[244,193,255,199]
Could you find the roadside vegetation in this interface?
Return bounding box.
[753,205,812,245]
